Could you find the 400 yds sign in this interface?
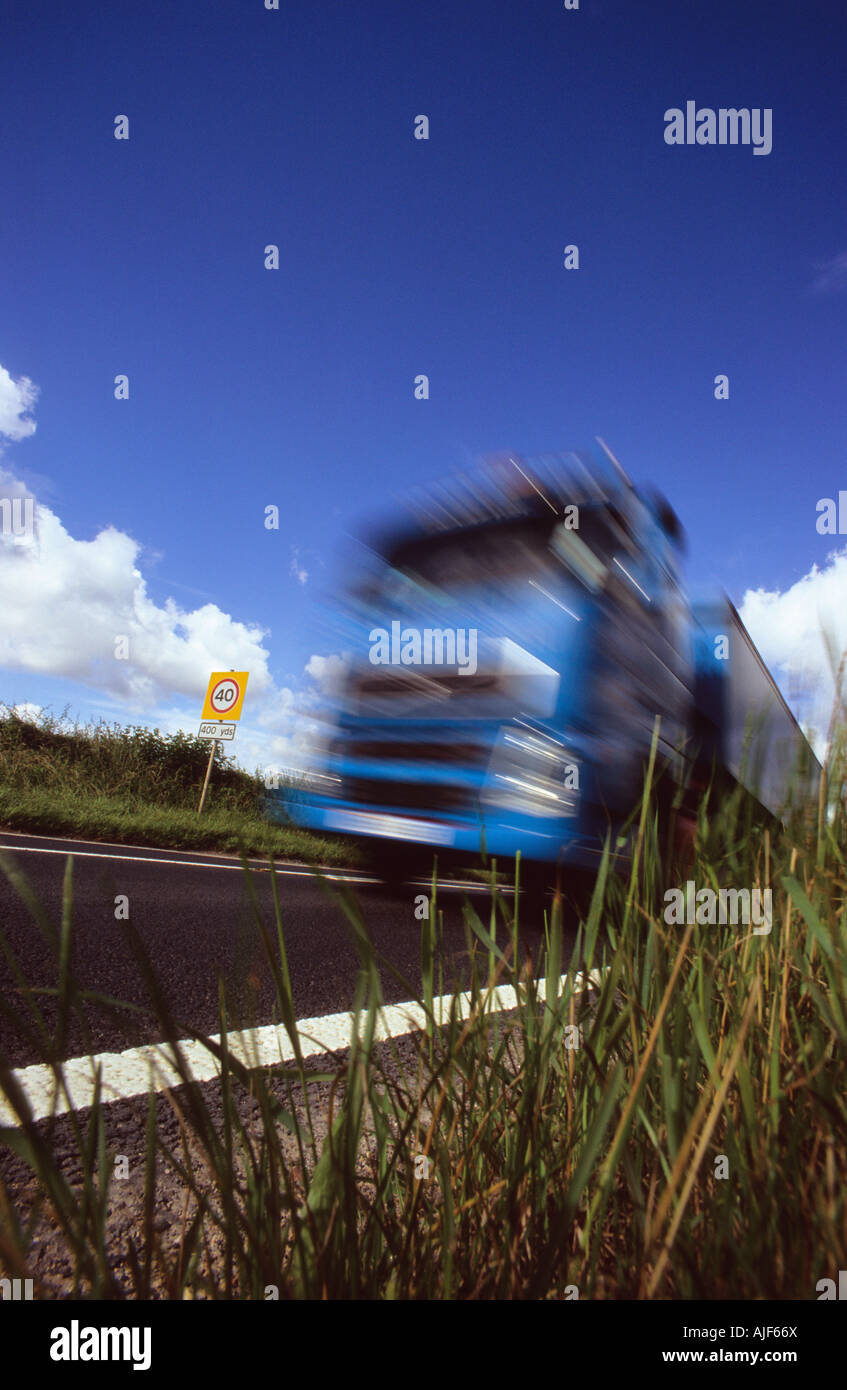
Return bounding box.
[201,671,249,722]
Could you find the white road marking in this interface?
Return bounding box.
[0,839,501,892]
[0,842,378,882]
[0,971,604,1125]
[0,829,295,860]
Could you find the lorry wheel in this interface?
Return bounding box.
[378,846,432,891]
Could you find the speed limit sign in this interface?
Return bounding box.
[201,671,249,722]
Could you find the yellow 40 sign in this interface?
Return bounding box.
[201,671,249,722]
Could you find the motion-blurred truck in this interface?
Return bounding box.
[273,442,819,884]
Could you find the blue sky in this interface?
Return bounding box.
[2,0,846,767]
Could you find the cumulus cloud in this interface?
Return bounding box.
[253,685,298,726]
[0,364,331,779]
[244,650,352,780]
[0,485,325,775]
[0,366,38,445]
[11,701,42,722]
[235,675,337,781]
[305,651,349,694]
[739,548,847,756]
[0,481,275,708]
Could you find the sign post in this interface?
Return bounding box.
[196,670,249,813]
[197,739,217,815]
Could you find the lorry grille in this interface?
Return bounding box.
[343,776,473,816]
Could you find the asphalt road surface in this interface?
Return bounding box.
[0,832,577,1071]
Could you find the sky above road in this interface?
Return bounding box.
[1,0,846,768]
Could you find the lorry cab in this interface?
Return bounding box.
[273,447,699,875]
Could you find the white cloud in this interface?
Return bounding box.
[305,652,349,694]
[11,701,42,722]
[0,364,334,780]
[0,366,38,445]
[0,460,279,712]
[253,685,298,726]
[739,548,847,756]
[228,674,334,780]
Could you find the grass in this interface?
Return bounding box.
[0,717,844,1299]
[0,703,354,865]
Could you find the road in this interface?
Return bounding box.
[0,831,570,1072]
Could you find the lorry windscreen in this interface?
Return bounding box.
[385,509,624,596]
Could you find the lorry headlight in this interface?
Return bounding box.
[482,725,580,818]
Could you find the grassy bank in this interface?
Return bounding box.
[0,705,354,865]
[0,721,844,1299]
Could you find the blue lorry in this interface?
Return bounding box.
[274,442,819,882]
